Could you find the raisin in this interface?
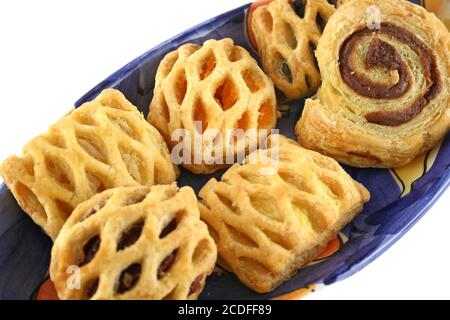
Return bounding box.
[281,62,293,83]
[85,278,99,299]
[159,218,177,238]
[158,250,177,279]
[80,235,101,266]
[293,0,307,19]
[117,264,141,294]
[117,221,144,251]
[188,275,204,296]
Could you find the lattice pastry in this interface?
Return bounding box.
[199,135,370,293]
[295,0,450,167]
[50,185,217,300]
[148,38,277,174]
[251,0,337,100]
[0,89,179,240]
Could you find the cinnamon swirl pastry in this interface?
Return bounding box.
[295,0,450,168]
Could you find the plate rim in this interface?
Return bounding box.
[0,0,449,299]
[74,3,253,108]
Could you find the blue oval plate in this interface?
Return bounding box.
[0,0,449,300]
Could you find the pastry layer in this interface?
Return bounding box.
[148,38,277,174]
[50,185,217,300]
[199,135,369,293]
[251,0,337,100]
[296,0,450,168]
[0,89,179,240]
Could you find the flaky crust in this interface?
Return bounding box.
[0,89,179,240]
[251,0,336,100]
[296,0,450,168]
[148,38,277,174]
[199,135,369,293]
[50,185,217,300]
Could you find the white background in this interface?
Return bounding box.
[0,0,448,300]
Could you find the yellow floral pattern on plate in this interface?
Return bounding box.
[390,141,443,197]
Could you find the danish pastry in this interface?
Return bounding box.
[50,185,217,300]
[199,135,369,293]
[0,89,179,240]
[148,38,277,174]
[296,0,450,168]
[251,0,337,100]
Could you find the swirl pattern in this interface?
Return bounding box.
[340,23,442,126]
[296,0,450,168]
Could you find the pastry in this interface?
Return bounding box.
[251,0,337,100]
[0,89,179,240]
[148,38,277,174]
[50,185,217,300]
[199,135,370,293]
[296,0,450,168]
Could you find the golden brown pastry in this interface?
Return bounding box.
[148,38,277,174]
[50,185,217,300]
[296,0,450,168]
[199,135,369,293]
[251,0,337,100]
[0,89,179,240]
